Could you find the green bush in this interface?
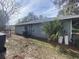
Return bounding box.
[43,18,62,42]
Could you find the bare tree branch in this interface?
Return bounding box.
[0,0,18,16]
[0,0,19,30]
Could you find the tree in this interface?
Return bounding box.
[52,0,79,16]
[39,15,44,20]
[19,12,39,23]
[43,18,62,42]
[27,12,38,21]
[52,0,79,29]
[0,0,17,16]
[0,0,18,30]
[0,10,9,31]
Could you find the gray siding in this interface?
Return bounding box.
[31,23,48,39]
[15,20,72,41]
[15,25,25,35]
[15,23,48,39]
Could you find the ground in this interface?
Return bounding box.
[5,34,79,59]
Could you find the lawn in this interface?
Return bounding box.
[5,34,79,59]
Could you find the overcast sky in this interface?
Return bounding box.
[9,0,59,25]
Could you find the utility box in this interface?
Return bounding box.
[64,35,69,45]
[58,36,63,44]
[0,32,6,59]
[0,32,6,47]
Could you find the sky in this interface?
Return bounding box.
[9,0,59,25]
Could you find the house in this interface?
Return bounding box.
[15,18,53,39]
[15,15,79,44]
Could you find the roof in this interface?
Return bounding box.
[16,15,79,26]
[59,15,79,20]
[16,18,53,25]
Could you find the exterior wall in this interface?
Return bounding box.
[62,20,72,42]
[15,23,48,39]
[30,23,48,39]
[15,25,25,35]
[15,20,72,41]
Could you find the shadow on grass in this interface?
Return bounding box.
[58,46,79,59]
[23,35,48,43]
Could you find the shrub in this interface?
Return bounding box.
[43,18,62,42]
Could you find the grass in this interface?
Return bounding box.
[32,38,79,59]
[32,39,55,49]
[6,35,79,59]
